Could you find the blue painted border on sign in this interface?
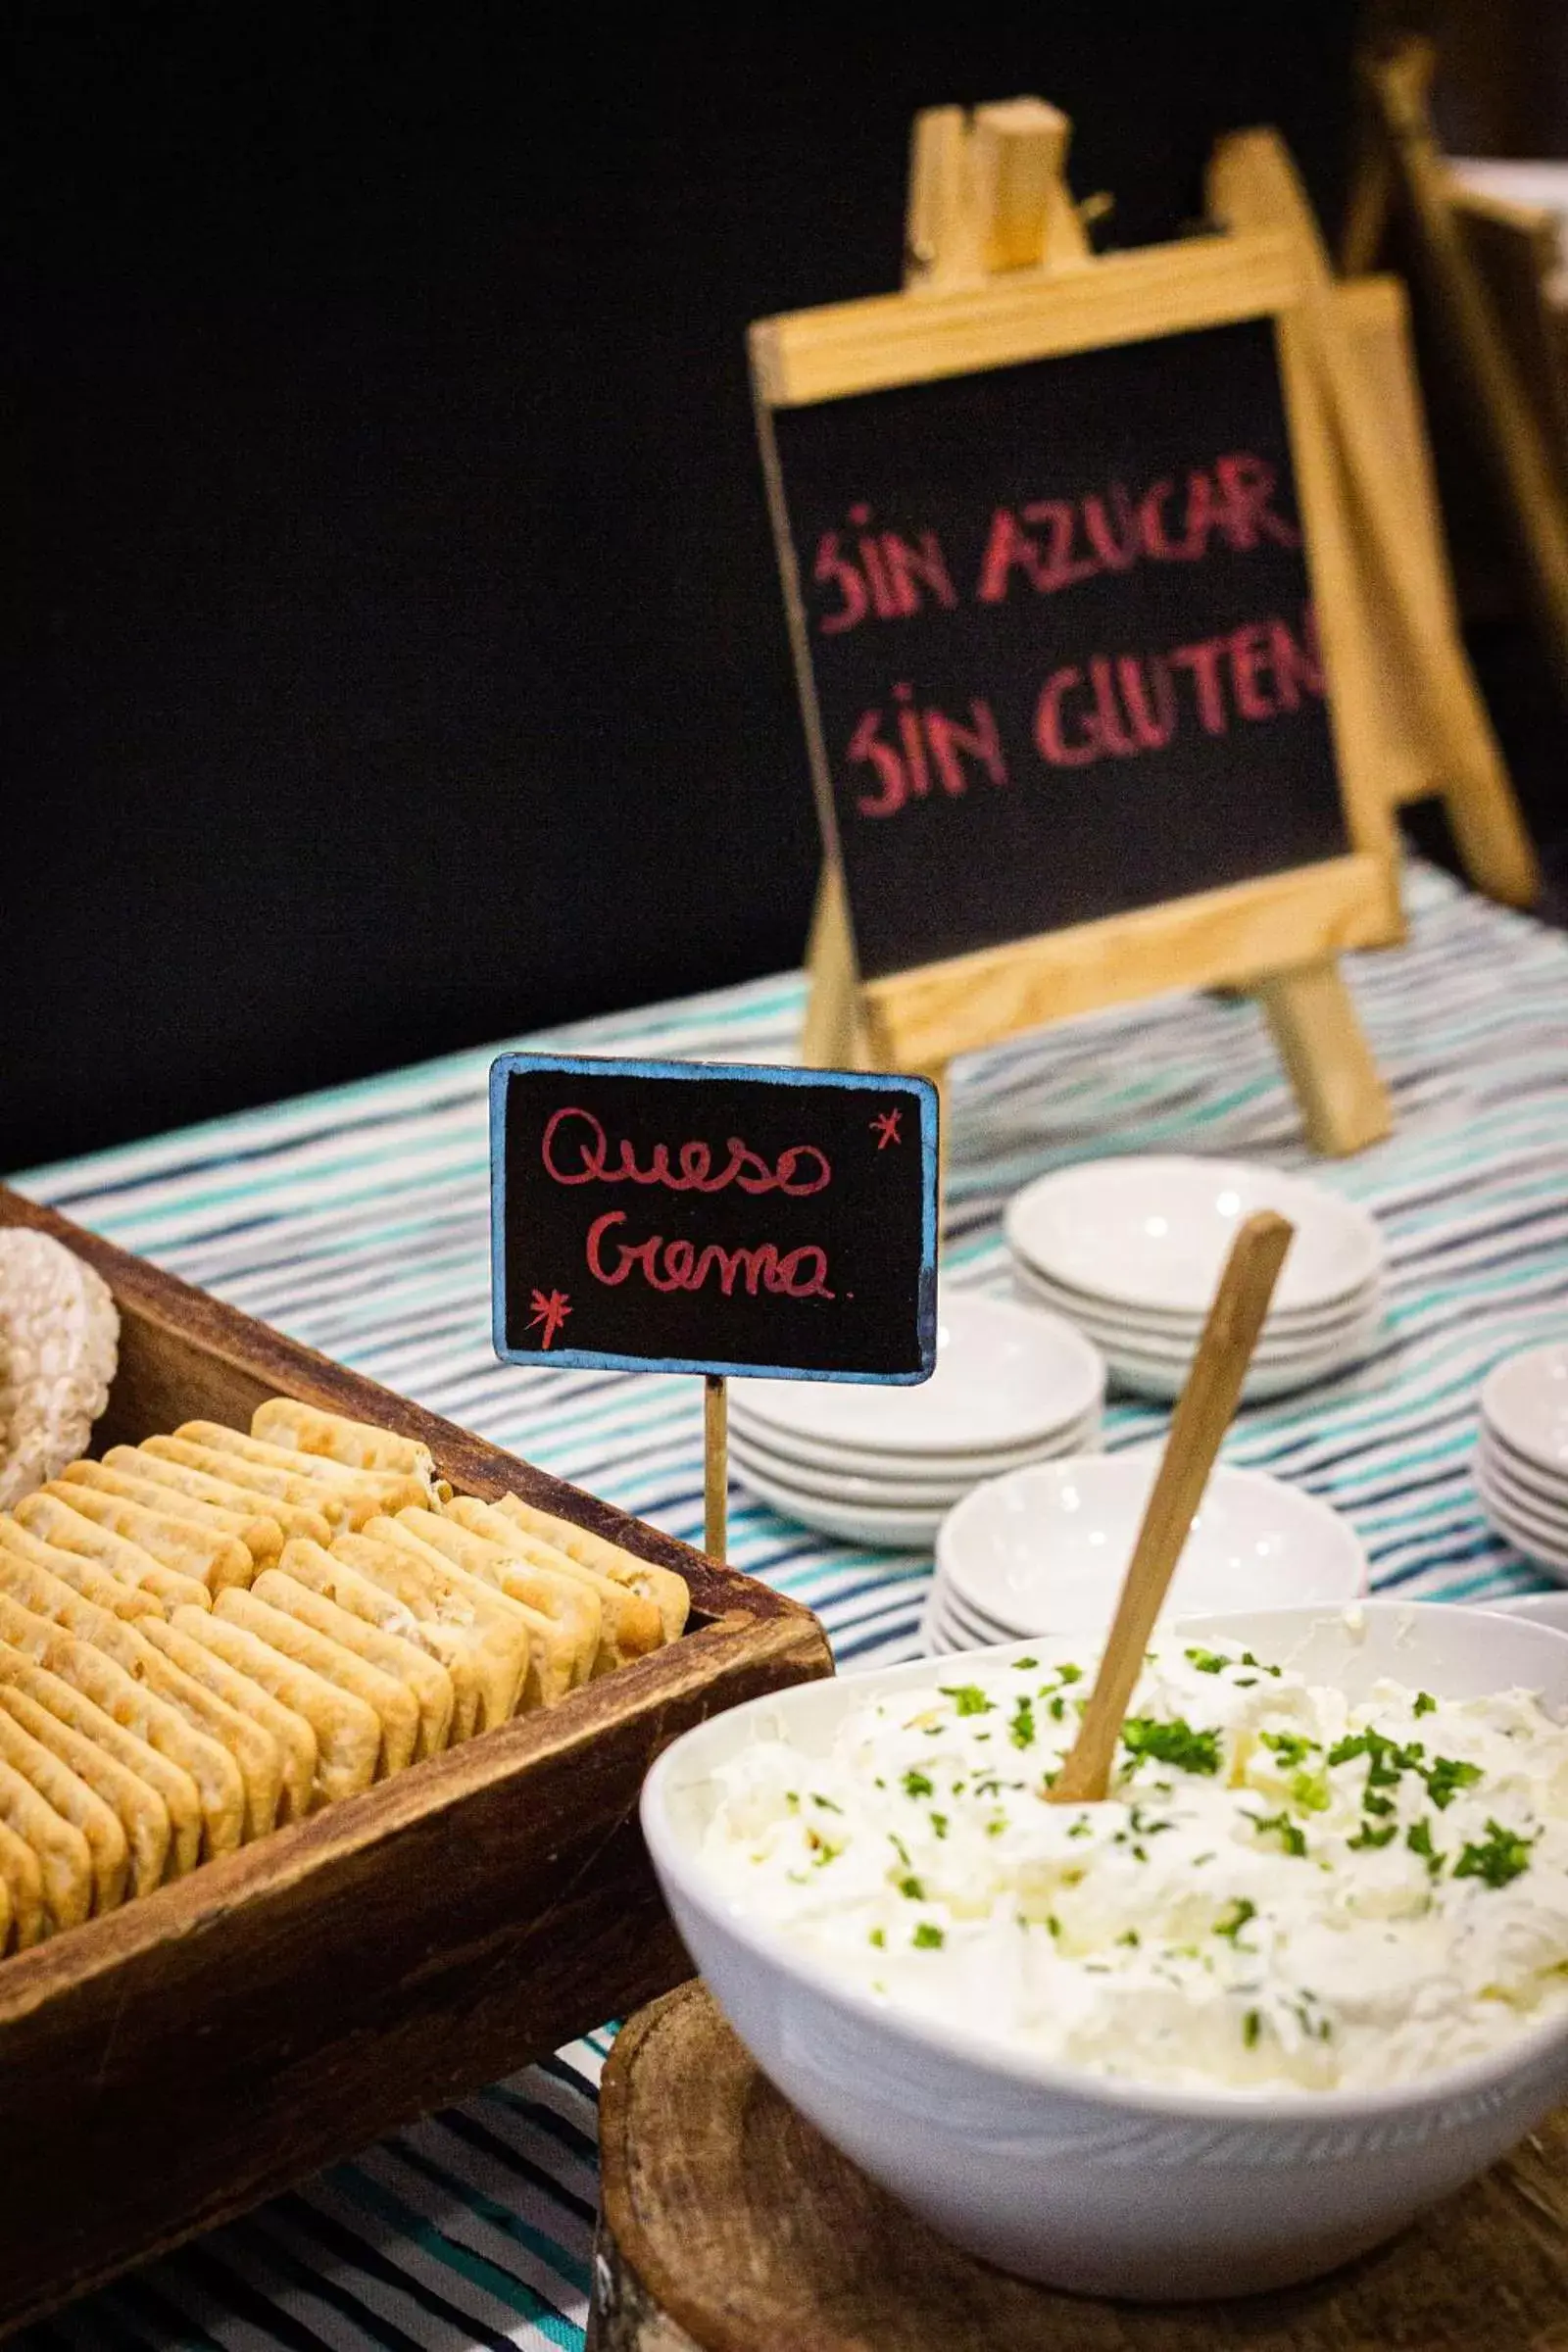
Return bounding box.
[488,1051,939,1383]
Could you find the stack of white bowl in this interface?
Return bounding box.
[925,1451,1368,1653]
[1477,1342,1568,1576]
[1005,1155,1387,1401]
[728,1294,1104,1548]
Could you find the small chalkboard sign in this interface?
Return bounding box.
[769,317,1346,980]
[489,1054,938,1382]
[752,203,1404,1153]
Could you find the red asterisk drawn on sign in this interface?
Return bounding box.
[870,1107,903,1151]
[528,1288,572,1349]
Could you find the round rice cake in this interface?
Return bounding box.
[0,1233,120,1511]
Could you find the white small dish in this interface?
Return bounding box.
[731,1452,945,1547]
[1481,1343,1568,1480]
[937,1455,1367,1637]
[1009,1253,1385,1342]
[727,1420,1102,1510]
[642,1604,1568,2298]
[1009,1261,1383,1362]
[1098,1334,1381,1406]
[1479,1425,1568,1515]
[1477,1467,1568,1576]
[726,1402,1103,1490]
[733,1295,1103,1458]
[1479,1440,1568,1529]
[1005,1156,1384,1318]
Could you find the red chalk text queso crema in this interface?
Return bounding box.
[540,1108,837,1300]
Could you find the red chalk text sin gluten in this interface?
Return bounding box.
[541,1107,831,1198]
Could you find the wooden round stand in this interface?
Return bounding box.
[591,1981,1568,2351]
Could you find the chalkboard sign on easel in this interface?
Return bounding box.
[753,100,1405,1158]
[771,316,1347,980]
[490,1053,938,1561]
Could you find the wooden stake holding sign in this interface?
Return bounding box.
[756,100,1401,1160]
[490,1054,939,1561]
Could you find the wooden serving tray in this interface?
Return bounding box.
[593,1983,1568,2352]
[0,1185,834,2337]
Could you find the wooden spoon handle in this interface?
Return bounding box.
[1050,1208,1295,1804]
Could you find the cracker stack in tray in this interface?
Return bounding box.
[0,1399,690,1950]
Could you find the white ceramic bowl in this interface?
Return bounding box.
[732,1294,1103,1457]
[1482,1343,1568,1479]
[935,1455,1366,1636]
[1005,1156,1385,1317]
[1486,1590,1568,1632]
[642,1603,1568,2299]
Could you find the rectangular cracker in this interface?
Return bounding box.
[251,1398,445,1494]
[139,1619,316,1826]
[61,1458,284,1568]
[274,1540,482,1743]
[490,1493,689,1642]
[0,1706,127,1914]
[0,1756,91,1932]
[0,1683,170,1896]
[0,1595,243,1858]
[386,1510,582,1701]
[412,1508,598,1687]
[251,1566,454,1761]
[169,1607,380,1806]
[115,1446,333,1547]
[446,1494,661,1673]
[172,1425,433,1528]
[339,1526,531,1727]
[0,1586,279,1844]
[215,1589,417,1777]
[0,1815,46,1946]
[0,1516,166,1623]
[36,1483,253,1597]
[14,1493,211,1611]
[0,1652,200,1879]
[74,1614,281,1842]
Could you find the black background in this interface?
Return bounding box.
[496,1062,934,1377]
[772,318,1348,979]
[1,4,1365,1173]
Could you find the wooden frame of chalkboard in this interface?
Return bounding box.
[752,178,1406,1156]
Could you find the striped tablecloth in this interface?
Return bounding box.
[13,858,1568,2352]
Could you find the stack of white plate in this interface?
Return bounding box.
[1004,1155,1387,1402]
[1478,1343,1568,1576]
[728,1294,1104,1548]
[925,1452,1368,1653]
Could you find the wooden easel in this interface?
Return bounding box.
[1206,125,1540,908]
[798,99,1396,1160]
[1347,39,1568,720]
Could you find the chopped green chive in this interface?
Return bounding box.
[868,1927,885,1948]
[1249,1809,1308,1858]
[912,1922,945,1950]
[902,1769,934,1800]
[1215,1896,1257,1942]
[940,1685,994,1717]
[1185,1646,1229,1675]
[1406,1819,1444,1877]
[1348,1821,1397,1849]
[1425,1756,1483,1811]
[1243,2009,1262,2047]
[1454,1819,1537,1888]
[897,1874,925,1900]
[1413,1691,1437,1719]
[1121,1717,1221,1776]
[929,1812,950,1839]
[1009,1696,1036,1751]
[1260,1730,1317,1771]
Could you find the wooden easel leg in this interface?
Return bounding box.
[802,860,868,1069]
[1256,960,1392,1156]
